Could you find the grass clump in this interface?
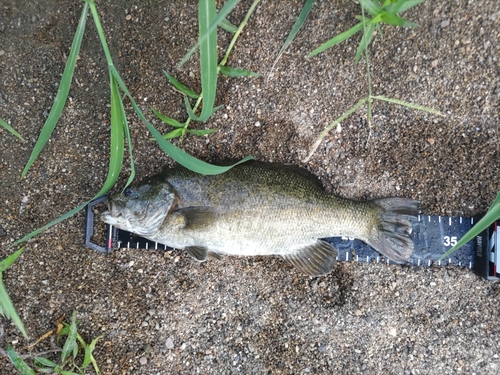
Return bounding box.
[153,0,260,140]
[4,312,102,375]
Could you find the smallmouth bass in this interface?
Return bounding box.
[101,161,418,276]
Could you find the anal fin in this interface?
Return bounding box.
[282,240,338,276]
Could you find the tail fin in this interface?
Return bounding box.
[366,197,419,263]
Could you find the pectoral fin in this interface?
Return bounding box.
[175,207,216,230]
[282,240,338,276]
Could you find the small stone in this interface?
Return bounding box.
[126,14,132,21]
[440,20,450,27]
[431,60,439,68]
[139,356,147,365]
[427,138,435,145]
[166,336,174,349]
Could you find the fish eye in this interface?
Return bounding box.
[124,188,133,197]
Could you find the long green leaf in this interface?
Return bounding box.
[194,0,218,122]
[0,119,25,141]
[163,71,199,99]
[0,247,24,273]
[21,2,89,179]
[6,346,36,375]
[308,22,364,57]
[219,18,237,33]
[178,0,241,68]
[0,273,28,338]
[440,196,500,259]
[82,334,103,372]
[355,23,375,63]
[219,66,260,77]
[372,95,443,115]
[61,312,79,362]
[272,0,316,66]
[118,80,135,190]
[34,357,57,367]
[97,74,124,198]
[110,66,253,175]
[388,0,426,13]
[359,0,382,17]
[151,108,185,128]
[164,128,184,139]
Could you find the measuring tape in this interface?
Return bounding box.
[84,197,499,280]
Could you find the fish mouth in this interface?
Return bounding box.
[106,198,125,218]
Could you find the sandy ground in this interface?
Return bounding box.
[1,0,499,374]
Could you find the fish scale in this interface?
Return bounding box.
[85,196,499,280]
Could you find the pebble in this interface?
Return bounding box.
[139,357,147,365]
[166,337,174,349]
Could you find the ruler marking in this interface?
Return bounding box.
[460,217,462,224]
[127,242,130,249]
[438,216,441,223]
[471,217,474,225]
[449,217,452,226]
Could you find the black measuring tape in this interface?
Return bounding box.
[84,197,499,280]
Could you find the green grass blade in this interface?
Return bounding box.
[34,357,57,367]
[6,346,36,375]
[178,0,241,68]
[219,18,237,33]
[21,2,89,179]
[379,11,418,27]
[187,128,217,136]
[110,66,253,175]
[211,105,223,115]
[82,334,103,372]
[116,81,135,190]
[196,0,218,122]
[163,71,199,99]
[61,312,78,362]
[0,247,24,273]
[359,0,382,17]
[487,191,500,213]
[355,23,375,63]
[303,97,368,162]
[272,0,316,66]
[440,200,500,259]
[184,96,201,121]
[164,128,184,139]
[388,0,426,13]
[151,108,185,128]
[97,74,124,196]
[372,95,444,115]
[0,119,25,142]
[308,22,364,57]
[219,66,260,77]
[0,272,28,338]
